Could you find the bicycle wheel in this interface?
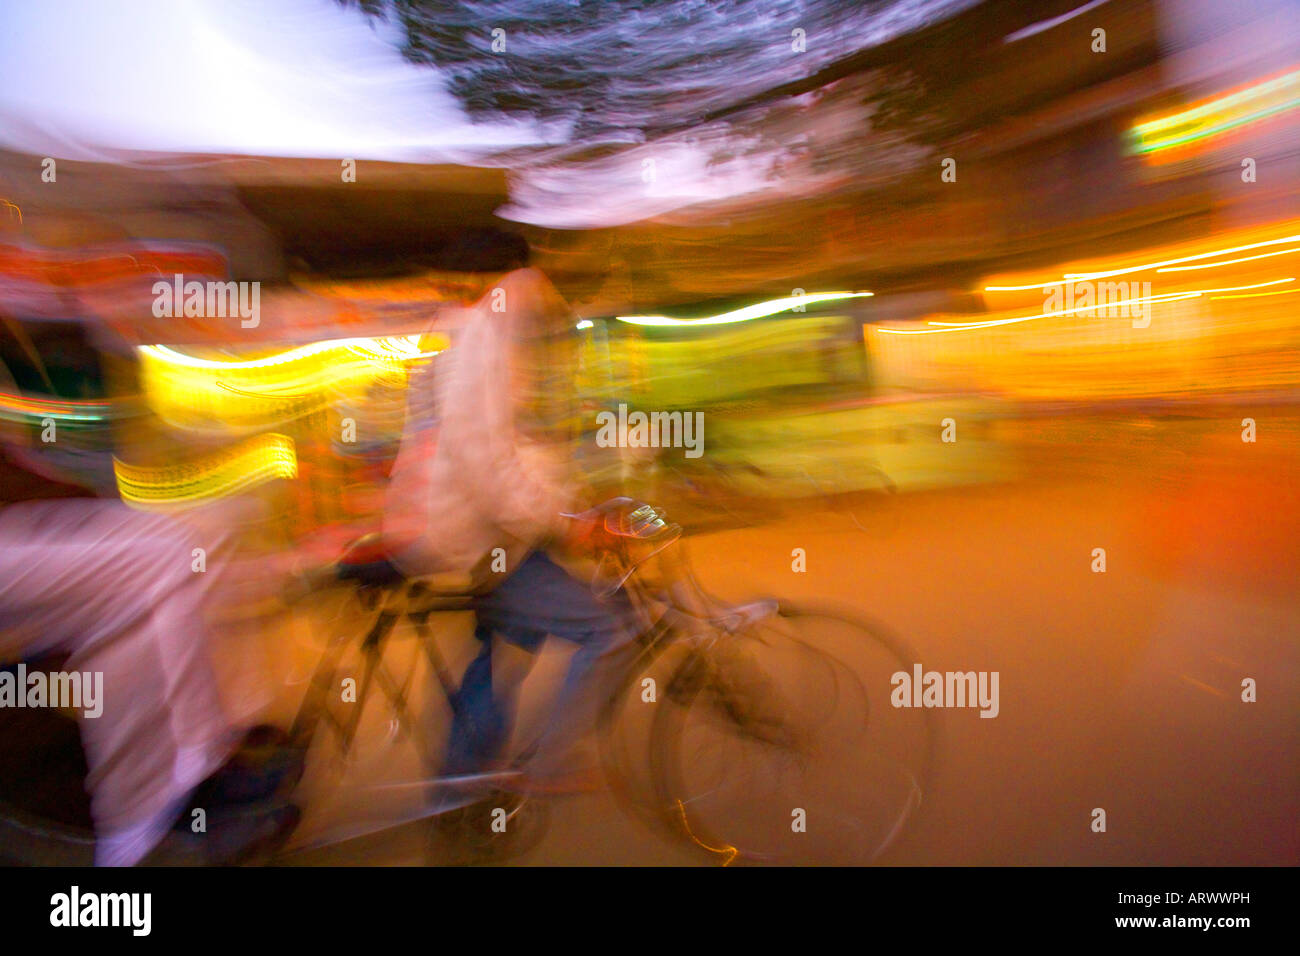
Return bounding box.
[597,625,705,842]
[651,603,935,865]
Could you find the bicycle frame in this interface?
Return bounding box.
[280,501,779,856]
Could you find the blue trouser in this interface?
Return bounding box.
[443,551,637,778]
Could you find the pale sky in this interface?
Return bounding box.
[0,0,549,163]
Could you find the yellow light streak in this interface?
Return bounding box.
[114,433,297,506]
[1209,287,1300,300]
[983,234,1300,290]
[139,334,438,371]
[1065,238,1300,280]
[1129,69,1300,154]
[674,800,738,866]
[137,333,443,432]
[1156,247,1300,272]
[616,292,872,327]
[984,280,1069,292]
[879,279,1294,335]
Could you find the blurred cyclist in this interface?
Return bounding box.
[383,241,638,794]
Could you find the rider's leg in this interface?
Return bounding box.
[441,621,533,780]
[447,608,548,780]
[472,551,640,785]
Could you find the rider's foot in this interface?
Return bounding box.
[149,725,305,865]
[149,801,301,866]
[177,725,304,818]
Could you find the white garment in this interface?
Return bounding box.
[384,268,577,589]
[0,499,263,864]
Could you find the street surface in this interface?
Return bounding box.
[273,412,1299,866]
